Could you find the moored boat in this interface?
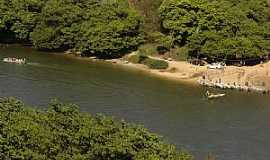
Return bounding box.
[3,58,26,64]
[206,90,225,99]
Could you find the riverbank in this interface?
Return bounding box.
[64,52,270,93]
[199,63,270,93]
[1,44,270,160]
[64,53,206,84]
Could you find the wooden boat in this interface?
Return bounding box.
[206,91,225,99]
[3,58,26,64]
[206,62,226,69]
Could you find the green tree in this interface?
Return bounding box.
[159,0,270,62]
[0,0,47,42]
[0,0,144,57]
[0,97,193,160]
[30,0,144,57]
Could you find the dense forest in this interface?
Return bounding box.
[1,0,270,62]
[0,0,144,58]
[0,97,193,159]
[159,0,270,64]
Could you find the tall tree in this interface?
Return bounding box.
[159,0,270,62]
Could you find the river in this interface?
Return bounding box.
[0,45,270,160]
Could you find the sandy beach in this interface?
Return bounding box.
[64,53,270,91]
[111,55,270,91]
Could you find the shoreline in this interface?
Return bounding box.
[2,44,269,93]
[63,53,204,85]
[63,53,270,93]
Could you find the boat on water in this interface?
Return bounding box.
[206,62,226,69]
[206,90,225,99]
[3,58,26,64]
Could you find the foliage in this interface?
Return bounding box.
[148,32,174,50]
[128,54,169,69]
[0,0,144,57]
[129,0,163,32]
[137,43,159,56]
[0,0,47,42]
[159,0,270,61]
[168,47,190,61]
[0,97,192,160]
[142,57,169,69]
[127,54,148,63]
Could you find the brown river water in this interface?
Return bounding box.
[0,46,270,160]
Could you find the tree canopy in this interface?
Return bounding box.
[0,0,144,57]
[0,97,193,160]
[1,0,270,61]
[159,0,270,62]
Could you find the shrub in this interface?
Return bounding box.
[142,57,169,69]
[149,32,174,49]
[137,43,158,56]
[127,54,148,63]
[128,54,169,69]
[169,47,190,61]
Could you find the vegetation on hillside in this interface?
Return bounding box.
[128,54,169,69]
[1,0,270,63]
[159,0,270,63]
[128,0,163,32]
[0,0,47,42]
[0,97,192,159]
[0,0,144,58]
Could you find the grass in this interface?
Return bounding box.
[127,54,169,69]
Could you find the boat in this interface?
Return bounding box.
[206,62,226,69]
[206,90,225,99]
[3,58,26,64]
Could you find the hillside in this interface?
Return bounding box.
[0,97,193,159]
[1,0,270,63]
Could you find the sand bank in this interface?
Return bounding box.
[64,53,270,92]
[108,56,270,92]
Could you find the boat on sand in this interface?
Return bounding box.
[3,58,26,64]
[206,90,225,99]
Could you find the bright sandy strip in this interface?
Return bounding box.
[110,56,270,90]
[64,53,270,90]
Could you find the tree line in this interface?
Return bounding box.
[0,0,144,58]
[159,0,270,63]
[1,0,270,62]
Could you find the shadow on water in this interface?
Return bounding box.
[1,46,270,160]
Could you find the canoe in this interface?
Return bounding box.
[207,93,225,99]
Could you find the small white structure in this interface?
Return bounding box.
[206,90,226,99]
[207,63,225,69]
[3,58,26,64]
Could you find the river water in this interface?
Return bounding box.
[0,46,270,160]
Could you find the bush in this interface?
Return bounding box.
[127,54,148,63]
[148,32,174,49]
[128,54,169,69]
[142,57,169,69]
[137,43,158,56]
[0,97,193,160]
[168,47,190,61]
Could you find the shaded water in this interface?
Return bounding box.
[0,46,270,160]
